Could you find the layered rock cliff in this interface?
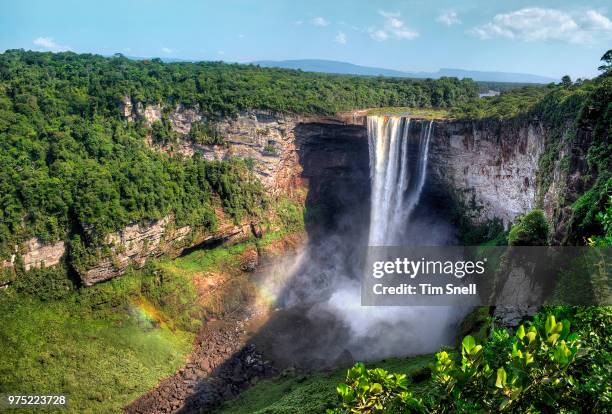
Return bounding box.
[5,100,370,286]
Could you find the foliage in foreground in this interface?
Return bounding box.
[330,307,611,413]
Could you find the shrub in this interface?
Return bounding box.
[12,264,74,301]
[587,195,612,246]
[188,121,223,145]
[508,209,550,246]
[262,144,278,155]
[275,198,304,232]
[432,315,579,412]
[331,313,582,413]
[328,363,426,414]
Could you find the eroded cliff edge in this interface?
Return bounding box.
[428,119,545,228]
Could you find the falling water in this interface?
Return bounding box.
[262,115,464,361]
[367,116,433,246]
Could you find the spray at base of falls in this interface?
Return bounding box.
[321,116,465,360]
[262,116,467,362]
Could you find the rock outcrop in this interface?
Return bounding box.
[2,238,65,272]
[80,214,256,286]
[121,97,306,193]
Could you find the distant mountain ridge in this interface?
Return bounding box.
[252,59,558,84]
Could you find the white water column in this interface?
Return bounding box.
[367,116,433,246]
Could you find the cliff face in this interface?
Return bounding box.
[428,119,545,228]
[122,97,306,193]
[9,104,579,286]
[79,100,312,285]
[1,238,65,274]
[80,214,256,286]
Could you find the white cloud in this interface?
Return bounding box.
[582,10,612,30]
[217,50,225,55]
[33,37,70,52]
[334,31,347,44]
[369,10,419,41]
[294,20,304,26]
[436,10,461,26]
[470,8,612,44]
[161,47,173,54]
[370,29,389,41]
[311,16,330,27]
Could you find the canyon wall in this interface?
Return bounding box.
[79,101,311,285]
[8,102,574,286]
[428,119,545,228]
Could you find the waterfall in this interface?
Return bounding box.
[367,116,433,246]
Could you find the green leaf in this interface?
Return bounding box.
[545,314,556,335]
[347,362,366,381]
[548,333,560,345]
[370,383,383,394]
[561,319,571,339]
[567,332,579,342]
[336,383,350,396]
[495,367,507,388]
[516,324,525,340]
[552,322,563,334]
[525,331,537,344]
[462,335,476,353]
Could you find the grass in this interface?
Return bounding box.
[159,241,249,277]
[366,107,451,119]
[0,290,193,413]
[216,355,433,414]
[0,238,262,413]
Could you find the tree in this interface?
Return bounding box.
[597,49,612,74]
[561,75,572,87]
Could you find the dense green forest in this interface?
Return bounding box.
[0,50,482,261]
[0,50,479,116]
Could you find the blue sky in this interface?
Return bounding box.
[1,0,611,79]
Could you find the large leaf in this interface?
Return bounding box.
[462,335,476,353]
[516,324,525,340]
[545,314,556,335]
[495,367,507,388]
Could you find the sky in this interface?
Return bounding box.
[1,0,611,79]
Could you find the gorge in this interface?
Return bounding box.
[2,106,551,285]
